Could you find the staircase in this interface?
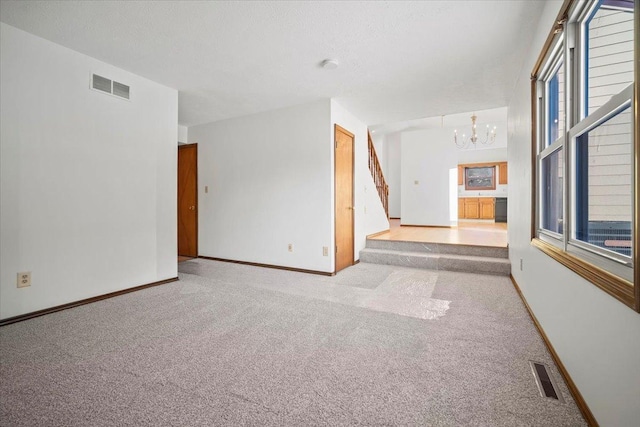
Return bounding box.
[368,131,389,218]
[360,239,511,276]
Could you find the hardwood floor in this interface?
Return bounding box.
[178,256,195,263]
[370,219,507,248]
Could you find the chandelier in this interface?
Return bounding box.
[454,114,497,149]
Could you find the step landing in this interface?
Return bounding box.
[360,239,510,276]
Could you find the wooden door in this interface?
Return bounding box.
[178,144,197,257]
[334,125,354,273]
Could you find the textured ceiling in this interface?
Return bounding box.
[370,107,508,136]
[0,1,549,127]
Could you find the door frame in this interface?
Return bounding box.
[334,124,355,273]
[178,143,198,258]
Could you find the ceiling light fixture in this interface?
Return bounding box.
[320,59,339,70]
[454,114,497,149]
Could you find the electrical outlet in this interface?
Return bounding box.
[288,243,293,252]
[323,246,329,256]
[520,258,523,271]
[414,180,419,185]
[17,272,31,288]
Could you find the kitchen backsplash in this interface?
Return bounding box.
[458,184,508,198]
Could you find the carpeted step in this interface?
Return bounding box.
[365,238,508,259]
[359,248,511,276]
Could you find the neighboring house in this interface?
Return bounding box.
[0,1,638,426]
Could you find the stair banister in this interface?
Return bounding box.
[367,131,389,218]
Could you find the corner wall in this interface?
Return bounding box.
[401,129,457,226]
[506,2,640,425]
[178,125,188,144]
[331,100,389,260]
[0,23,178,319]
[190,100,334,272]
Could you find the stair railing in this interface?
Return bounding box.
[368,131,389,218]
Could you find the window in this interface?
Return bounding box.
[465,166,496,190]
[541,147,564,235]
[547,56,565,146]
[532,0,637,310]
[584,0,635,117]
[572,102,633,261]
[539,39,566,238]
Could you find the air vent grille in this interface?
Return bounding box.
[530,361,564,402]
[91,74,130,100]
[92,74,112,93]
[112,81,130,100]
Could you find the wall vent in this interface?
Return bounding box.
[92,74,111,93]
[112,81,130,100]
[91,74,130,100]
[529,361,564,402]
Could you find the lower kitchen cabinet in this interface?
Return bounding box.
[459,197,495,219]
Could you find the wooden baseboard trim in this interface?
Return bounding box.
[199,256,335,276]
[0,277,179,327]
[389,217,401,220]
[509,274,598,427]
[400,224,453,229]
[366,229,390,238]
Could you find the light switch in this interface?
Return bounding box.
[205,186,209,193]
[414,180,419,185]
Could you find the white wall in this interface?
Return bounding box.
[457,146,507,164]
[190,100,334,272]
[331,100,389,260]
[401,129,457,226]
[0,23,178,319]
[178,125,188,144]
[386,132,402,218]
[507,2,640,426]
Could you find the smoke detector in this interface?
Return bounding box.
[320,59,339,70]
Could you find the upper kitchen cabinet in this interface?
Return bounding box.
[498,162,508,185]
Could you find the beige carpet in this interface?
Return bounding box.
[0,259,586,426]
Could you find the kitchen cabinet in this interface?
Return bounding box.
[479,198,495,219]
[459,197,495,220]
[498,162,508,185]
[463,198,480,219]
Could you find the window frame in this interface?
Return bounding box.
[530,0,639,311]
[536,37,566,246]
